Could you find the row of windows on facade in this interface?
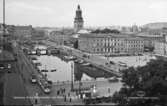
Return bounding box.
[82,40,144,45]
[91,48,143,53]
[85,38,144,43]
[91,42,144,47]
[80,42,144,47]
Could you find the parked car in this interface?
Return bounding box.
[30,74,37,83]
[7,64,11,69]
[0,64,5,70]
[43,86,51,94]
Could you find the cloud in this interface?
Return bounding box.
[149,2,167,9]
[7,1,53,14]
[3,0,167,27]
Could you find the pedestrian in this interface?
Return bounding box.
[108,88,110,93]
[69,97,72,102]
[83,93,86,99]
[57,90,60,95]
[64,88,66,93]
[59,88,62,94]
[35,98,38,104]
[61,88,63,94]
[62,88,64,94]
[68,92,70,97]
[64,95,67,102]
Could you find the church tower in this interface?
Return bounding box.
[74,5,84,33]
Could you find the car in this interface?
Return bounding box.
[0,64,5,70]
[7,69,12,73]
[7,64,11,69]
[30,74,37,83]
[44,87,51,94]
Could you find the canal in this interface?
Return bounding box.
[35,55,93,82]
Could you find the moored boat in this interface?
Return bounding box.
[82,62,91,66]
[51,69,57,72]
[41,69,48,72]
[108,77,119,83]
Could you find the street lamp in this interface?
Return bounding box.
[71,61,74,91]
[0,0,5,51]
[44,65,47,78]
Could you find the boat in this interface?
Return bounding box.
[41,69,48,72]
[34,62,42,66]
[118,61,127,67]
[50,69,57,72]
[64,55,76,60]
[108,77,119,83]
[74,59,80,63]
[47,80,52,84]
[82,62,91,66]
[31,57,37,60]
[78,59,84,64]
[31,50,36,55]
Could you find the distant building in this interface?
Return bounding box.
[131,24,139,32]
[13,25,33,38]
[121,26,131,32]
[136,30,166,48]
[154,34,167,56]
[78,33,144,55]
[49,31,71,45]
[143,22,167,29]
[74,5,84,33]
[31,29,46,40]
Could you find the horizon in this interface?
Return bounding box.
[0,0,167,27]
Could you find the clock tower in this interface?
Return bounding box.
[74,5,84,33]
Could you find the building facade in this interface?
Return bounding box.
[78,34,144,55]
[136,32,165,49]
[49,31,71,46]
[13,25,33,38]
[154,35,167,56]
[74,5,84,33]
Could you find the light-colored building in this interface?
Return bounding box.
[78,33,144,55]
[154,35,167,56]
[154,41,167,56]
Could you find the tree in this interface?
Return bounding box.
[112,58,167,105]
[91,28,120,34]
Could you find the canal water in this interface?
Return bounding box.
[35,55,92,82]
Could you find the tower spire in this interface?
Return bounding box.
[77,4,80,10]
[74,4,84,33]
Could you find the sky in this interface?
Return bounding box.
[0,0,167,27]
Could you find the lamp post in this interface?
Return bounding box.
[1,0,5,52]
[71,61,74,91]
[44,65,47,78]
[2,0,5,33]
